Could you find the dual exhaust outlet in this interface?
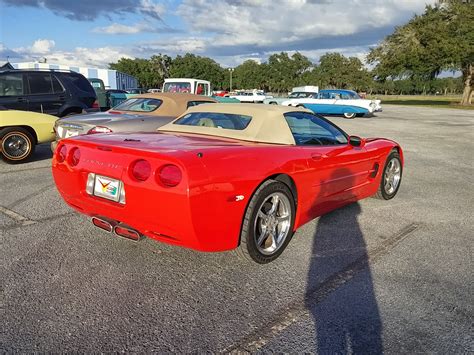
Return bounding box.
[91,217,142,241]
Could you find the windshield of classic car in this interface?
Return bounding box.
[112,98,163,112]
[289,92,312,98]
[284,112,348,145]
[174,112,252,130]
[163,82,192,93]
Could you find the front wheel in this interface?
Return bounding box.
[343,112,356,119]
[237,180,295,263]
[0,127,35,163]
[374,150,402,200]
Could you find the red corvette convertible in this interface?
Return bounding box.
[52,104,403,263]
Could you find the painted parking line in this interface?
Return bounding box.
[0,205,36,226]
[223,223,420,353]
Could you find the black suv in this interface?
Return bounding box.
[0,69,97,117]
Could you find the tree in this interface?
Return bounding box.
[265,52,313,92]
[367,1,474,105]
[109,57,163,88]
[169,54,225,89]
[232,60,266,90]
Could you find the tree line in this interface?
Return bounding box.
[109,0,472,104]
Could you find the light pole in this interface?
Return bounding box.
[228,68,234,92]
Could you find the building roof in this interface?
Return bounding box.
[158,103,311,145]
[0,61,14,71]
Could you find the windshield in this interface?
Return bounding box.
[289,92,313,98]
[112,98,162,112]
[174,112,252,130]
[163,82,192,93]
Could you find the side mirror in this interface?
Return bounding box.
[349,135,365,147]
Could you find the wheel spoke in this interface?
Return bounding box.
[269,231,278,250]
[258,210,267,219]
[268,195,279,215]
[256,227,270,246]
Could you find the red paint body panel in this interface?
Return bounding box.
[52,132,403,252]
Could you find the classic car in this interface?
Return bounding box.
[229,91,267,103]
[0,109,57,163]
[52,104,403,263]
[52,93,217,151]
[281,89,382,119]
[264,90,319,105]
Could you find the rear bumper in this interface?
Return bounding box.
[51,148,242,252]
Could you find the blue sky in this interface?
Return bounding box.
[0,0,436,68]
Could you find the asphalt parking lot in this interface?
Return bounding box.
[1,105,473,352]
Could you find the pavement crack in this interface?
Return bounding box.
[222,222,421,353]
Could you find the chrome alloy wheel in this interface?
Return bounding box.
[384,158,401,195]
[254,192,292,255]
[2,132,30,160]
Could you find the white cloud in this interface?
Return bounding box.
[177,0,436,48]
[11,39,134,68]
[29,39,56,54]
[93,23,149,35]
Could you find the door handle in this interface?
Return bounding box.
[311,153,323,160]
[17,97,25,102]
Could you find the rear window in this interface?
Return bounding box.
[67,73,95,94]
[113,98,162,112]
[174,112,251,130]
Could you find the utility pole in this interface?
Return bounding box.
[228,68,234,91]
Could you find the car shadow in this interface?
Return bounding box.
[305,168,383,353]
[29,143,53,162]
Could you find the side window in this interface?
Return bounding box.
[68,73,95,94]
[196,83,205,95]
[284,112,348,146]
[0,74,24,96]
[52,75,64,93]
[341,93,350,100]
[28,73,55,94]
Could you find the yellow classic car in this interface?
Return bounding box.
[0,109,57,163]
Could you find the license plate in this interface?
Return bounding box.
[93,175,122,202]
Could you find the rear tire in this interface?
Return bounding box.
[0,127,35,163]
[374,150,402,200]
[237,180,296,264]
[343,112,356,119]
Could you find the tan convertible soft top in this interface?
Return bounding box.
[120,93,217,117]
[158,103,312,145]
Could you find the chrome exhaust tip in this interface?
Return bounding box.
[113,224,143,242]
[91,217,114,233]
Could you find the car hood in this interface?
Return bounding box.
[57,112,150,126]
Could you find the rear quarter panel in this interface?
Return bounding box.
[0,110,57,143]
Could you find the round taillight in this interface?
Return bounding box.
[130,159,151,181]
[57,145,67,163]
[69,147,81,166]
[158,164,182,187]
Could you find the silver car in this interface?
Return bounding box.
[52,93,217,150]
